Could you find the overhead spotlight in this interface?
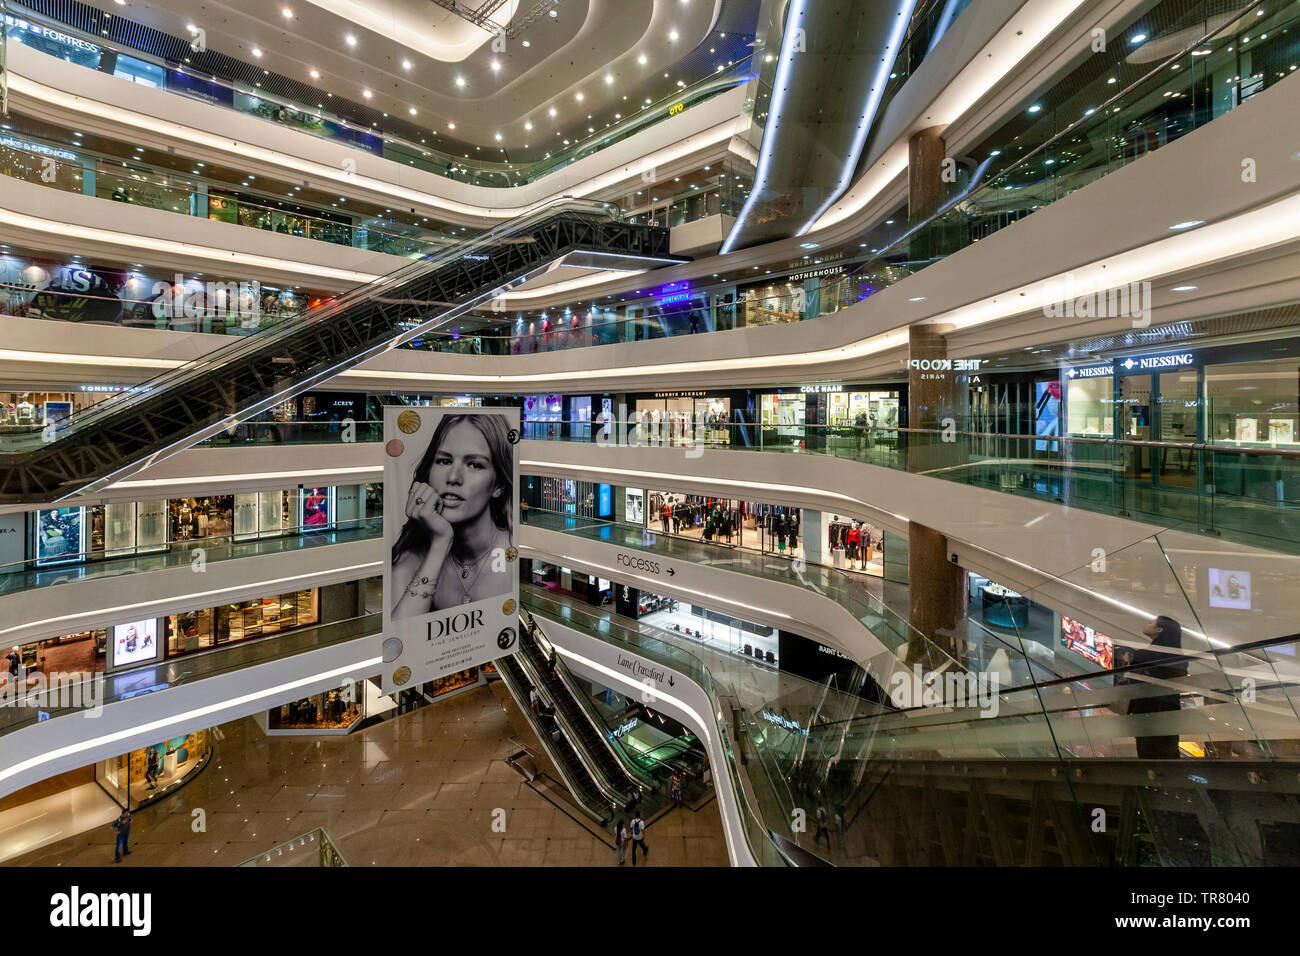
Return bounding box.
[362,89,372,98]
[1028,104,1042,113]
[605,74,614,84]
[548,8,557,17]
[525,121,533,130]
[491,60,501,72]
[282,6,293,17]
[1130,33,1147,44]
[670,29,679,40]
[576,91,584,101]
[402,59,412,70]
[637,54,647,65]
[522,40,531,47]
[251,47,262,57]
[409,107,417,115]
[448,122,455,129]
[548,106,557,117]
[455,76,466,88]
[345,34,356,47]
[495,132,503,141]
[309,68,320,78]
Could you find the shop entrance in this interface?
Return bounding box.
[1117,370,1200,490]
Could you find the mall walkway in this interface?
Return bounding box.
[10,685,729,867]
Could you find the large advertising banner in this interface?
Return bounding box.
[382,407,521,693]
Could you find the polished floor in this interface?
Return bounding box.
[9,684,729,867]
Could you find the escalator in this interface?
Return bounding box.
[516,619,657,803]
[0,198,679,503]
[494,652,617,827]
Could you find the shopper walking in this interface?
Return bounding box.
[520,496,529,523]
[615,819,627,865]
[629,813,648,864]
[112,810,132,863]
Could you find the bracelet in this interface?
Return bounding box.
[405,587,436,600]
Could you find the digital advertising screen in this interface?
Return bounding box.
[1208,568,1251,609]
[112,619,160,669]
[382,407,521,693]
[1060,615,1114,669]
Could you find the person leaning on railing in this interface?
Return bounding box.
[1116,616,1188,760]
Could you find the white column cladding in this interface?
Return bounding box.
[801,509,825,566]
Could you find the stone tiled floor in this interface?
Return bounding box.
[11,684,730,867]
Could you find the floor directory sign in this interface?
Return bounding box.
[382,406,521,693]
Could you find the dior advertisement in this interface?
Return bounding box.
[381,407,521,693]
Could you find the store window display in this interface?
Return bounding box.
[169,496,234,540]
[164,589,319,657]
[97,730,210,807]
[826,516,884,576]
[268,685,363,732]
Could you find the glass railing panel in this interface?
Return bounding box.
[0,517,381,595]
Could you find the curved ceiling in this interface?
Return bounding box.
[114,0,756,155]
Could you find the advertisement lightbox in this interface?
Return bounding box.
[382,407,520,693]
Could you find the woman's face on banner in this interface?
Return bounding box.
[429,421,497,525]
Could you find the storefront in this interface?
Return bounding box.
[736,265,855,326]
[631,391,733,445]
[756,383,904,453]
[164,588,320,657]
[643,492,805,559]
[266,682,365,733]
[1062,343,1300,497]
[96,729,210,808]
[522,393,563,439]
[169,495,234,541]
[534,477,612,519]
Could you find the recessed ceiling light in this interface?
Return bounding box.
[548,107,557,117]
[1130,33,1147,44]
[345,34,356,47]
[408,107,417,115]
[310,69,320,78]
[282,7,293,18]
[448,123,455,129]
[909,296,926,302]
[670,29,679,40]
[455,76,466,88]
[495,132,503,141]
[605,74,614,84]
[522,40,530,47]
[251,47,262,57]
[402,59,412,70]
[1171,285,1198,292]
[638,54,647,65]
[576,92,584,101]
[548,8,557,17]
[1169,220,1205,230]
[1028,104,1042,113]
[491,60,501,72]
[525,121,533,130]
[362,89,372,98]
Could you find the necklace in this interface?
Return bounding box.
[448,532,502,604]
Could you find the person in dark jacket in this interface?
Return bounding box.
[1119,616,1188,759]
[112,810,132,863]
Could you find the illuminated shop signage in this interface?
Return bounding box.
[4,15,102,54]
[906,358,983,371]
[668,102,685,116]
[788,265,846,282]
[760,710,807,735]
[658,280,691,305]
[799,384,843,394]
[609,718,639,739]
[1118,351,1195,372]
[0,136,78,162]
[652,391,706,398]
[1064,364,1112,379]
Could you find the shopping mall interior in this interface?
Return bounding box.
[0,0,1297,908]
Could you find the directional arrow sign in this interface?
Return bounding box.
[667,567,675,576]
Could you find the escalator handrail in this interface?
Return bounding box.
[511,637,635,810]
[6,197,620,451]
[495,654,614,824]
[522,619,657,792]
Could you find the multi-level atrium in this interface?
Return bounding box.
[0,0,1296,928]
